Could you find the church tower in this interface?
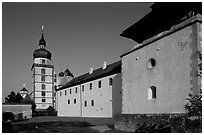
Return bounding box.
[31,26,54,110]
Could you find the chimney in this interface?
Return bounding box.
[102,61,107,69]
[89,67,93,74]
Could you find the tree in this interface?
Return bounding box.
[5,91,17,103]
[46,106,57,116]
[4,91,23,103]
[185,93,202,117]
[16,93,23,103]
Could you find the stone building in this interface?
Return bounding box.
[56,61,122,117]
[31,27,55,110]
[120,3,201,114]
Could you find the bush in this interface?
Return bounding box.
[2,112,14,122]
[46,106,57,116]
[185,94,202,117]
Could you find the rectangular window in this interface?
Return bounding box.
[60,91,62,96]
[65,90,67,95]
[42,91,46,96]
[91,100,94,106]
[41,69,45,74]
[84,101,87,107]
[90,83,92,90]
[70,89,71,94]
[42,59,45,64]
[68,100,70,104]
[75,87,77,93]
[42,99,46,102]
[54,85,57,90]
[82,85,84,91]
[74,99,76,104]
[98,80,101,88]
[42,84,46,90]
[109,78,113,86]
[54,79,57,82]
[41,75,45,81]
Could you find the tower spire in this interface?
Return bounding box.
[39,25,46,47]
[42,25,44,33]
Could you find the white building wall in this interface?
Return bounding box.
[34,83,52,90]
[57,85,81,117]
[34,58,51,65]
[35,75,52,82]
[81,75,115,117]
[34,91,52,98]
[34,67,53,75]
[57,73,122,118]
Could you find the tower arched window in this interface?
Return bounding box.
[42,84,46,90]
[41,68,45,74]
[41,75,45,81]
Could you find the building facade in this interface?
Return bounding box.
[120,3,201,114]
[56,61,122,117]
[31,27,55,110]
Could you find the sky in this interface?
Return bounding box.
[2,2,153,102]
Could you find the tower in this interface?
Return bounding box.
[31,26,54,110]
[20,84,28,98]
[58,67,74,88]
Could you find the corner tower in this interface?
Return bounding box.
[31,26,55,110]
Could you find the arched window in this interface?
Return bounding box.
[41,75,45,81]
[148,86,156,100]
[42,84,46,90]
[147,58,156,69]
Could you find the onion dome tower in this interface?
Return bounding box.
[31,26,55,110]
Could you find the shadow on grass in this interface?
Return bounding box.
[10,121,99,133]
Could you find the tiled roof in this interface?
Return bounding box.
[120,2,201,43]
[21,87,28,92]
[58,76,69,86]
[120,14,202,57]
[56,61,121,91]
[64,68,74,77]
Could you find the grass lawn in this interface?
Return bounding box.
[5,116,127,133]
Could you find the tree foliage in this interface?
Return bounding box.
[4,91,23,103]
[4,91,36,111]
[185,93,202,117]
